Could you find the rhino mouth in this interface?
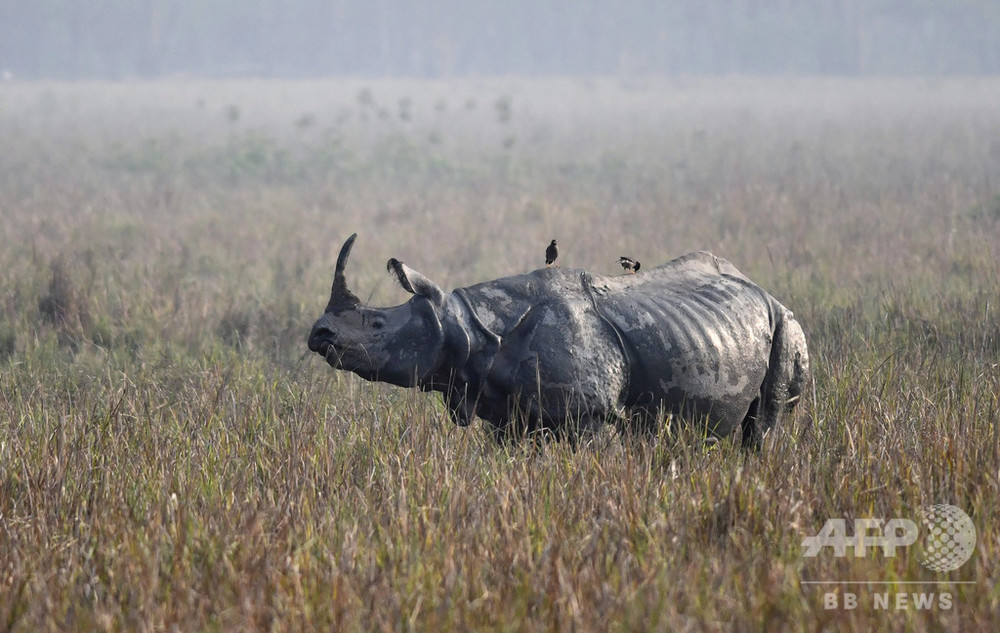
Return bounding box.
[323,346,344,368]
[314,340,333,360]
[307,330,342,366]
[318,342,345,367]
[321,344,354,370]
[309,333,367,371]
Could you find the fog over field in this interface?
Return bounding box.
[3,1,1000,79]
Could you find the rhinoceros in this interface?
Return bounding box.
[308,233,809,449]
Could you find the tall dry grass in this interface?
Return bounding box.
[1,77,999,631]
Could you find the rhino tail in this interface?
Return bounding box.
[742,306,810,451]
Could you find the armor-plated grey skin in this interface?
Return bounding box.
[308,234,809,449]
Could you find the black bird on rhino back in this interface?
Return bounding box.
[545,240,558,267]
[308,233,809,449]
[619,256,640,274]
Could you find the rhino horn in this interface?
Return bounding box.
[325,233,362,313]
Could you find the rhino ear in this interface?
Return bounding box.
[387,258,445,306]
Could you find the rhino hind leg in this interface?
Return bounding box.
[739,396,763,451]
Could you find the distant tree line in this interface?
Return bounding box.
[2,0,999,79]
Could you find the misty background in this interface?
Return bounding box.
[3,0,1000,79]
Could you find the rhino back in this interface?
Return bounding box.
[457,250,764,346]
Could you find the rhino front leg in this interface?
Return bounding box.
[484,408,604,446]
[443,381,475,427]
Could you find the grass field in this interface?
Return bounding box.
[1,77,999,631]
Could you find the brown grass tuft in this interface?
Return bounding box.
[37,257,90,348]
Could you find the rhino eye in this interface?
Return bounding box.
[371,316,386,330]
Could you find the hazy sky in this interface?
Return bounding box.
[2,1,999,79]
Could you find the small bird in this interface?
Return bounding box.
[545,239,559,267]
[619,256,641,274]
